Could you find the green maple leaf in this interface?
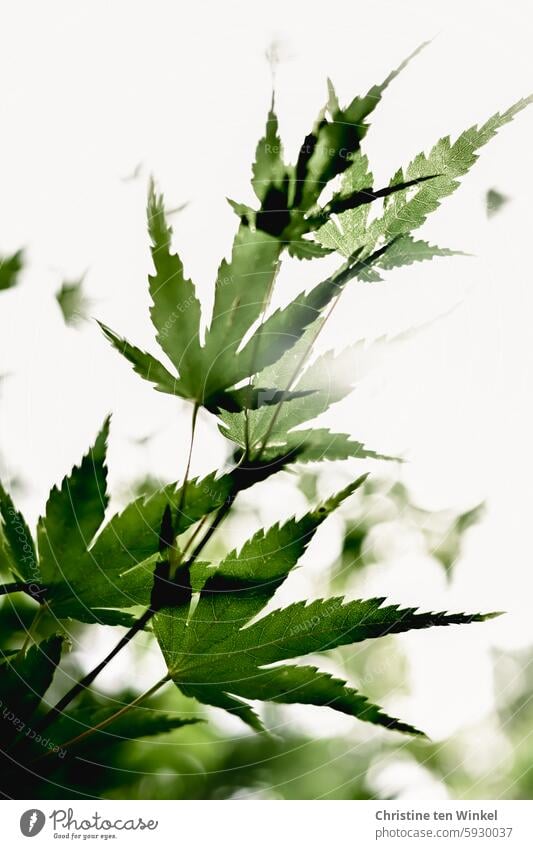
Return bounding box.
[98,322,186,397]
[3,49,521,761]
[146,184,204,397]
[220,317,402,460]
[101,199,283,411]
[222,106,524,454]
[287,238,334,260]
[0,422,233,623]
[0,481,38,583]
[100,48,437,416]
[37,421,110,587]
[289,44,429,217]
[0,422,308,625]
[154,477,496,734]
[260,429,399,465]
[251,101,286,203]
[231,241,394,396]
[101,203,395,416]
[318,97,533,259]
[47,701,201,757]
[201,226,282,398]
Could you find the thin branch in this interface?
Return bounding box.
[0,581,46,603]
[169,401,200,577]
[18,606,46,656]
[243,256,281,456]
[177,402,199,517]
[187,497,233,558]
[33,608,153,735]
[37,674,171,763]
[178,512,209,561]
[0,582,30,596]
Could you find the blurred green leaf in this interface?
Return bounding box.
[56,277,91,326]
[486,187,510,217]
[0,250,23,291]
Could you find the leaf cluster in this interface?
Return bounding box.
[0,46,528,773]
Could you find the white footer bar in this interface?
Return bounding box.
[3,799,532,847]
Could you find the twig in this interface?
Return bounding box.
[0,581,46,601]
[177,402,199,517]
[18,606,46,656]
[0,582,31,596]
[33,608,153,735]
[37,674,171,763]
[243,254,281,456]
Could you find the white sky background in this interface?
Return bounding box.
[1,0,533,785]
